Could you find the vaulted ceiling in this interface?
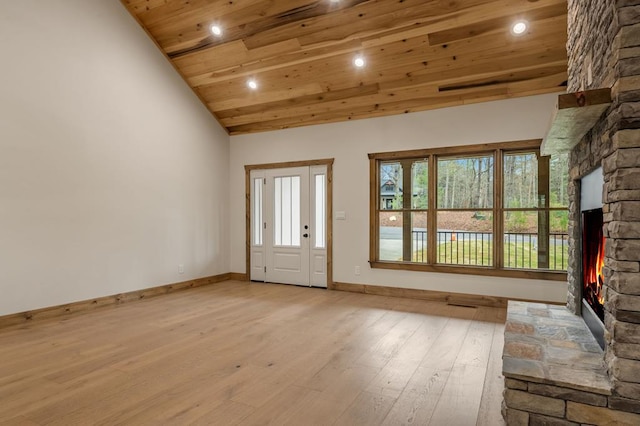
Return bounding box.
[121,0,568,135]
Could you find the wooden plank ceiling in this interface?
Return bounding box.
[121,0,568,135]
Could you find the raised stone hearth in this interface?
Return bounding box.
[503,302,640,425]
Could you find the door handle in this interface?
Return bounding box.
[303,233,309,238]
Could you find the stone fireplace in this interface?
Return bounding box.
[502,1,640,424]
[566,0,640,415]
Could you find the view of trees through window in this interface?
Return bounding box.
[437,155,494,266]
[502,152,569,269]
[374,145,569,273]
[438,155,494,209]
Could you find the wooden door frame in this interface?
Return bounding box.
[245,158,334,288]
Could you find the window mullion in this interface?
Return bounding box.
[401,159,413,262]
[427,155,437,264]
[370,158,378,263]
[538,153,550,269]
[495,149,503,269]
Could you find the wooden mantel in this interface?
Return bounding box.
[541,88,612,156]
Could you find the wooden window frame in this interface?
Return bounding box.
[368,140,567,282]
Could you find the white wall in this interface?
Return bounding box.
[0,1,566,315]
[230,94,568,303]
[0,1,230,315]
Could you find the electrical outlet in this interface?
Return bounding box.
[355,266,361,275]
[178,264,184,274]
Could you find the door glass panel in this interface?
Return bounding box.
[274,176,301,246]
[292,176,300,246]
[315,174,326,249]
[253,178,263,246]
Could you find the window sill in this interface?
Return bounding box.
[369,261,567,281]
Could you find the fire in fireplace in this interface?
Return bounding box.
[582,208,605,321]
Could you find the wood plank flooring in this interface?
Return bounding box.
[0,281,507,425]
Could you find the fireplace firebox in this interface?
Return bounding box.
[581,207,605,350]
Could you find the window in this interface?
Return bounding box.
[437,154,494,266]
[369,140,568,280]
[378,160,428,262]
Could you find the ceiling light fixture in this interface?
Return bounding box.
[511,20,528,36]
[354,56,366,68]
[247,79,258,90]
[210,25,222,36]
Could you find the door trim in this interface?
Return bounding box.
[245,158,334,288]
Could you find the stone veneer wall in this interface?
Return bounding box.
[565,0,640,415]
[565,0,618,314]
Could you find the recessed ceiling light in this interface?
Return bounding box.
[511,20,528,36]
[354,56,366,68]
[247,79,258,90]
[210,25,222,36]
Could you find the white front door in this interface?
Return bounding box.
[250,165,327,288]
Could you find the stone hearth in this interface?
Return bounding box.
[503,302,640,425]
[503,1,640,424]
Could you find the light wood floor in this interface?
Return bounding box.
[0,281,507,425]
